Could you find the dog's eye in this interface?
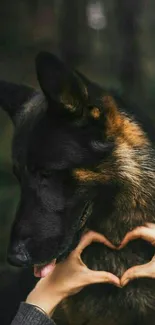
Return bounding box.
[39,170,52,178]
[28,165,52,177]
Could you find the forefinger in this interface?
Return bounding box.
[119,226,155,249]
[75,230,115,255]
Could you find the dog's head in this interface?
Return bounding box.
[0,53,113,275]
[0,52,152,277]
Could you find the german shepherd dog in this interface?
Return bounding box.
[1,52,155,325]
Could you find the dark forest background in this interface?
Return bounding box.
[0,0,155,281]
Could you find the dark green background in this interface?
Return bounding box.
[1,0,155,266]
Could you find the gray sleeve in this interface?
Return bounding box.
[11,302,56,325]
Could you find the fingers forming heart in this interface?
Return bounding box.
[118,224,155,286]
[85,224,155,287]
[74,231,120,287]
[118,224,155,249]
[120,261,155,287]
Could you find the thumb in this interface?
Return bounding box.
[87,270,120,287]
[121,261,155,287]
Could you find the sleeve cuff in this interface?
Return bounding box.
[11,302,56,325]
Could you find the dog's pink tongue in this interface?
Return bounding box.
[34,259,56,278]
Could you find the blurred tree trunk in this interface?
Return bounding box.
[26,0,39,16]
[60,0,79,66]
[115,0,143,102]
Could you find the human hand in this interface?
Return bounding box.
[26,231,120,317]
[118,223,155,287]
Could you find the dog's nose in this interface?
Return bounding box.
[7,240,31,266]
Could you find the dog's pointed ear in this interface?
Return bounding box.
[0,81,34,123]
[35,52,88,116]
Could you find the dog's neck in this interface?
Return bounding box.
[88,144,155,246]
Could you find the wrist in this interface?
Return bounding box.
[26,289,63,317]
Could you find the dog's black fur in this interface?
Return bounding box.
[1,52,155,325]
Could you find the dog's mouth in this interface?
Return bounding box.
[34,258,57,278]
[33,201,93,278]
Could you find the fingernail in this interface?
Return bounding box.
[115,244,122,250]
[122,279,128,287]
[116,284,121,288]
